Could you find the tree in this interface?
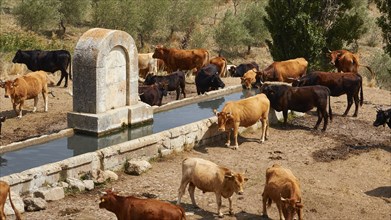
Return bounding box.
[14,0,62,31]
[375,0,391,56]
[264,0,367,68]
[59,0,90,26]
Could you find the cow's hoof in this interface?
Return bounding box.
[353,114,358,117]
[218,213,224,218]
[233,146,238,150]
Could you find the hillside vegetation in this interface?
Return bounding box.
[0,0,390,89]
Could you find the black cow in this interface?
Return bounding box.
[292,71,363,117]
[144,71,185,100]
[0,116,5,135]
[373,108,391,128]
[260,83,332,131]
[139,83,168,106]
[12,49,72,87]
[195,64,225,95]
[229,62,259,77]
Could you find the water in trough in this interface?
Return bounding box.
[0,90,258,176]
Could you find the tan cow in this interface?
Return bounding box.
[209,56,227,77]
[241,68,257,89]
[1,71,49,118]
[262,164,303,220]
[152,45,209,74]
[213,93,270,149]
[138,53,158,79]
[0,181,22,220]
[177,157,247,218]
[258,58,308,83]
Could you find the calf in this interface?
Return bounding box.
[195,64,225,95]
[144,71,185,100]
[373,107,391,129]
[293,71,363,117]
[241,68,258,89]
[177,157,247,218]
[262,164,303,220]
[99,189,186,220]
[139,82,168,106]
[260,83,332,131]
[2,71,49,118]
[214,93,270,149]
[0,181,22,220]
[12,49,72,87]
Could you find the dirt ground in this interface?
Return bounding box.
[1,74,391,220]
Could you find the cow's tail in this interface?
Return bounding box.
[360,65,375,80]
[221,57,227,77]
[328,89,333,122]
[68,50,72,80]
[205,50,210,66]
[8,188,22,220]
[359,75,364,106]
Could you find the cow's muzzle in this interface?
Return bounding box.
[4,95,9,98]
[238,191,244,195]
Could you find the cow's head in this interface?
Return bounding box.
[373,108,391,127]
[152,45,165,59]
[210,74,225,90]
[224,171,248,195]
[99,189,117,211]
[157,81,169,97]
[228,66,236,77]
[280,196,304,220]
[325,48,343,66]
[12,50,23,63]
[214,109,232,132]
[144,73,156,85]
[3,80,16,98]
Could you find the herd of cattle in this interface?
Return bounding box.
[0,45,390,220]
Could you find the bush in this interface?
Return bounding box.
[370,51,391,90]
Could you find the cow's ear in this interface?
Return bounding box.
[224,172,234,179]
[213,109,218,115]
[244,177,249,182]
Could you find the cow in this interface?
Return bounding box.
[177,157,248,218]
[241,68,258,89]
[138,82,168,106]
[325,49,375,79]
[99,189,186,220]
[229,62,259,77]
[138,53,158,79]
[144,71,186,100]
[1,71,49,118]
[0,181,22,220]
[373,107,391,129]
[0,117,5,135]
[260,82,332,131]
[195,64,225,95]
[152,45,209,74]
[227,65,236,77]
[209,56,227,77]
[262,164,303,220]
[12,49,72,87]
[292,71,363,117]
[213,93,270,149]
[258,57,308,83]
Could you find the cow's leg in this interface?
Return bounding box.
[176,87,180,100]
[228,196,234,215]
[260,118,267,142]
[188,182,198,208]
[225,131,231,147]
[233,122,240,150]
[283,110,288,127]
[262,193,269,218]
[215,193,223,217]
[277,202,284,220]
[343,95,353,116]
[18,101,24,118]
[353,92,359,117]
[177,178,189,205]
[43,92,48,112]
[33,97,38,112]
[322,109,328,131]
[314,108,322,130]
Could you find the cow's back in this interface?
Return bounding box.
[310,71,361,96]
[22,71,48,99]
[274,58,308,82]
[265,164,301,197]
[128,197,185,220]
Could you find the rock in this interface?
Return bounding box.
[67,177,86,192]
[125,160,152,175]
[33,187,65,201]
[83,180,94,191]
[4,191,24,215]
[24,197,47,211]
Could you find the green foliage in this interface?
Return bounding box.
[91,0,128,30]
[375,0,391,56]
[214,10,250,55]
[0,33,43,52]
[370,51,391,90]
[242,1,269,49]
[59,0,90,25]
[14,0,62,31]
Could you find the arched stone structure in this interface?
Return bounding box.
[67,28,153,135]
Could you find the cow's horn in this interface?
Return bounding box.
[280,196,287,201]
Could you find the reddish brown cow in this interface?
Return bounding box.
[262,164,303,220]
[0,181,22,220]
[326,49,374,79]
[152,45,209,74]
[214,93,270,149]
[99,189,186,220]
[177,157,247,218]
[258,58,308,83]
[241,68,258,89]
[1,71,49,118]
[209,56,227,77]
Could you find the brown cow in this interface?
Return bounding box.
[258,58,308,83]
[209,56,227,77]
[177,157,247,218]
[2,71,49,118]
[0,181,22,220]
[262,164,303,220]
[241,68,258,89]
[326,49,374,79]
[213,93,270,149]
[99,189,186,220]
[138,53,158,78]
[152,45,209,74]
